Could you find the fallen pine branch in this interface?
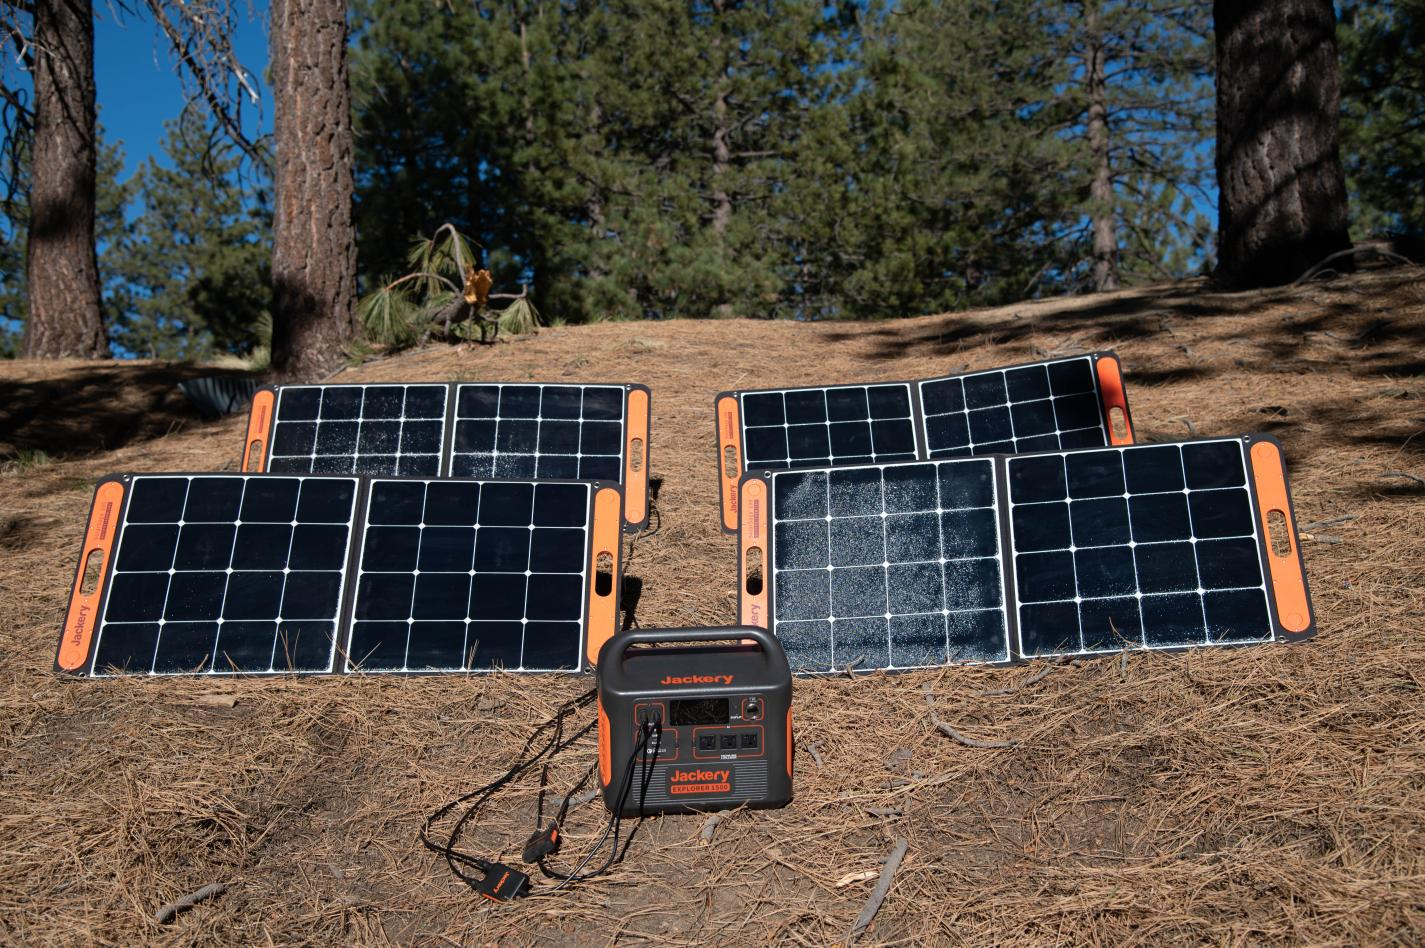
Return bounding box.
[974,664,1052,697]
[155,882,226,924]
[1300,515,1358,532]
[700,813,725,844]
[923,683,1020,749]
[1383,471,1425,488]
[845,838,909,943]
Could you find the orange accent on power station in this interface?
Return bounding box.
[1095,356,1134,445]
[624,387,650,526]
[58,480,126,672]
[739,478,770,629]
[242,388,276,472]
[585,486,623,667]
[786,707,794,777]
[717,395,743,532]
[597,698,612,787]
[1250,441,1311,634]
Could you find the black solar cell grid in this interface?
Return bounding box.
[919,355,1109,458]
[764,458,1011,672]
[87,474,357,675]
[267,384,449,476]
[449,383,626,481]
[346,479,591,672]
[738,383,919,471]
[1006,439,1275,657]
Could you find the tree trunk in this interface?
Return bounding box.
[1213,0,1350,288]
[268,0,358,381]
[709,0,733,317]
[1086,2,1119,293]
[22,0,108,359]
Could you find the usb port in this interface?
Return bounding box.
[719,734,737,750]
[740,732,758,749]
[698,735,716,751]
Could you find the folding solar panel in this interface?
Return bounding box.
[714,352,1132,531]
[242,382,652,530]
[57,474,626,676]
[736,435,1314,673]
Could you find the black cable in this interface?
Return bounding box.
[421,691,662,898]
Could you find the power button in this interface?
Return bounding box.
[744,698,762,720]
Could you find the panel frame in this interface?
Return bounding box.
[57,473,626,677]
[241,381,652,531]
[736,432,1315,674]
[715,351,1132,533]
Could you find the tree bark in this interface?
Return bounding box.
[22,0,108,359]
[1086,2,1119,293]
[1213,0,1350,288]
[709,0,733,317]
[268,0,358,381]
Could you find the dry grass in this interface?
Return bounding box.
[1,267,1424,944]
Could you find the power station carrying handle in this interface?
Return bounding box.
[600,626,784,667]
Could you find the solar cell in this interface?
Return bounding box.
[263,384,449,476]
[1006,438,1286,658]
[346,479,592,672]
[57,474,628,676]
[715,352,1132,532]
[743,458,1012,673]
[244,382,652,531]
[737,434,1315,672]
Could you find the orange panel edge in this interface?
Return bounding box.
[585,486,623,667]
[597,699,612,787]
[716,395,743,533]
[57,479,127,673]
[623,387,650,529]
[242,388,276,472]
[739,477,770,629]
[1249,440,1313,636]
[1095,355,1134,446]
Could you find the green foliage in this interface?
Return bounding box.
[349,0,1220,322]
[1339,0,1425,239]
[108,110,272,359]
[358,223,541,347]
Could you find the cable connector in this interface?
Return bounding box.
[474,862,530,902]
[521,822,561,864]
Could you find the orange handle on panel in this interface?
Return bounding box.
[58,480,126,672]
[738,477,770,629]
[623,387,650,527]
[1096,357,1134,445]
[585,486,624,667]
[1249,441,1312,634]
[242,388,275,472]
[717,395,743,533]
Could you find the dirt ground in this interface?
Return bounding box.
[2,266,1424,945]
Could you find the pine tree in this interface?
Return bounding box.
[1052,1,1215,289]
[1338,0,1425,239]
[108,111,272,359]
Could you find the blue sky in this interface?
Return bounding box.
[94,1,273,178]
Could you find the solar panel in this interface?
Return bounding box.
[243,382,652,531]
[1006,437,1312,657]
[257,383,450,476]
[346,479,594,673]
[736,434,1315,672]
[57,474,627,676]
[738,458,1012,673]
[920,354,1122,458]
[56,474,358,676]
[715,352,1132,532]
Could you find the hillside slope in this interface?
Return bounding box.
[2,267,1423,944]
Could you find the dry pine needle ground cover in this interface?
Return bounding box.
[2,267,1424,945]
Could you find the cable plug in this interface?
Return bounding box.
[474,861,530,902]
[521,822,561,864]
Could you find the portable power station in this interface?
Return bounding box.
[595,627,793,816]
